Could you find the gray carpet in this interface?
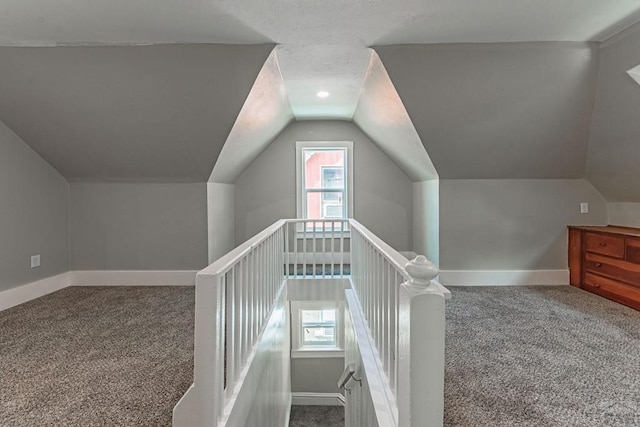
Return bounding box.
[445,286,640,427]
[289,405,345,426]
[0,286,194,427]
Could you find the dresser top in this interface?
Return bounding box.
[568,225,640,237]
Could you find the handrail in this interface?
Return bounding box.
[348,219,410,279]
[200,219,287,276]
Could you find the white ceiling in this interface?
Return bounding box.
[1,0,640,46]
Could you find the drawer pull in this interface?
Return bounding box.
[594,262,602,268]
[599,242,607,247]
[593,283,601,288]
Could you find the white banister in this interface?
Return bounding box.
[173,220,288,427]
[348,219,448,427]
[175,217,447,427]
[397,256,445,427]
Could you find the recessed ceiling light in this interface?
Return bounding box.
[317,91,330,98]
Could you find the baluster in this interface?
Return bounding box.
[302,221,307,277]
[322,221,326,278]
[226,268,236,397]
[313,221,317,276]
[340,220,344,277]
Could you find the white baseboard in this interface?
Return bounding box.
[70,270,198,286]
[0,272,71,312]
[291,392,345,407]
[1,270,199,312]
[438,269,569,286]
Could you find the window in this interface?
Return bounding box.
[296,141,353,222]
[301,307,337,346]
[291,301,344,357]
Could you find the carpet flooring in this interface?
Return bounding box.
[289,405,344,426]
[445,286,640,427]
[0,286,194,427]
[3,284,639,427]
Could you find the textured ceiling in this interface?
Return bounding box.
[0,45,273,181]
[1,0,639,46]
[276,45,372,120]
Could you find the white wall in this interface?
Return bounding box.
[234,120,414,251]
[207,182,236,264]
[70,182,208,270]
[412,180,439,266]
[0,120,69,291]
[439,179,607,270]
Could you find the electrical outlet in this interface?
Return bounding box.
[580,202,589,214]
[31,255,40,268]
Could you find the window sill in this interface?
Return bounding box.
[291,349,345,359]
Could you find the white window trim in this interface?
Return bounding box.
[291,300,345,359]
[295,141,354,221]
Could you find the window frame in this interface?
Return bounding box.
[290,300,345,358]
[295,141,354,221]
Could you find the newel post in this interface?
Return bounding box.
[397,256,445,427]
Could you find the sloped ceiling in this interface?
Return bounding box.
[1,0,639,45]
[375,43,599,179]
[2,1,640,185]
[0,44,273,182]
[353,52,438,181]
[587,23,640,201]
[210,49,294,184]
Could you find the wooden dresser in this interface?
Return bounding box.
[568,225,640,311]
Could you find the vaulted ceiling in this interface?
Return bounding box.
[1,0,640,194]
[0,45,272,182]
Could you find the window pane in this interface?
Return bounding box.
[303,149,345,190]
[301,308,336,324]
[322,167,344,189]
[303,326,336,346]
[301,308,337,346]
[306,192,343,219]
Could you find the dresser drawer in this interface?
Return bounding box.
[584,252,640,284]
[625,238,640,263]
[584,272,640,310]
[584,232,624,258]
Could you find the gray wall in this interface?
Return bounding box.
[234,120,414,251]
[376,43,598,179]
[587,23,640,201]
[291,357,344,395]
[70,182,208,270]
[608,203,640,227]
[0,120,69,291]
[207,182,236,263]
[439,179,607,270]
